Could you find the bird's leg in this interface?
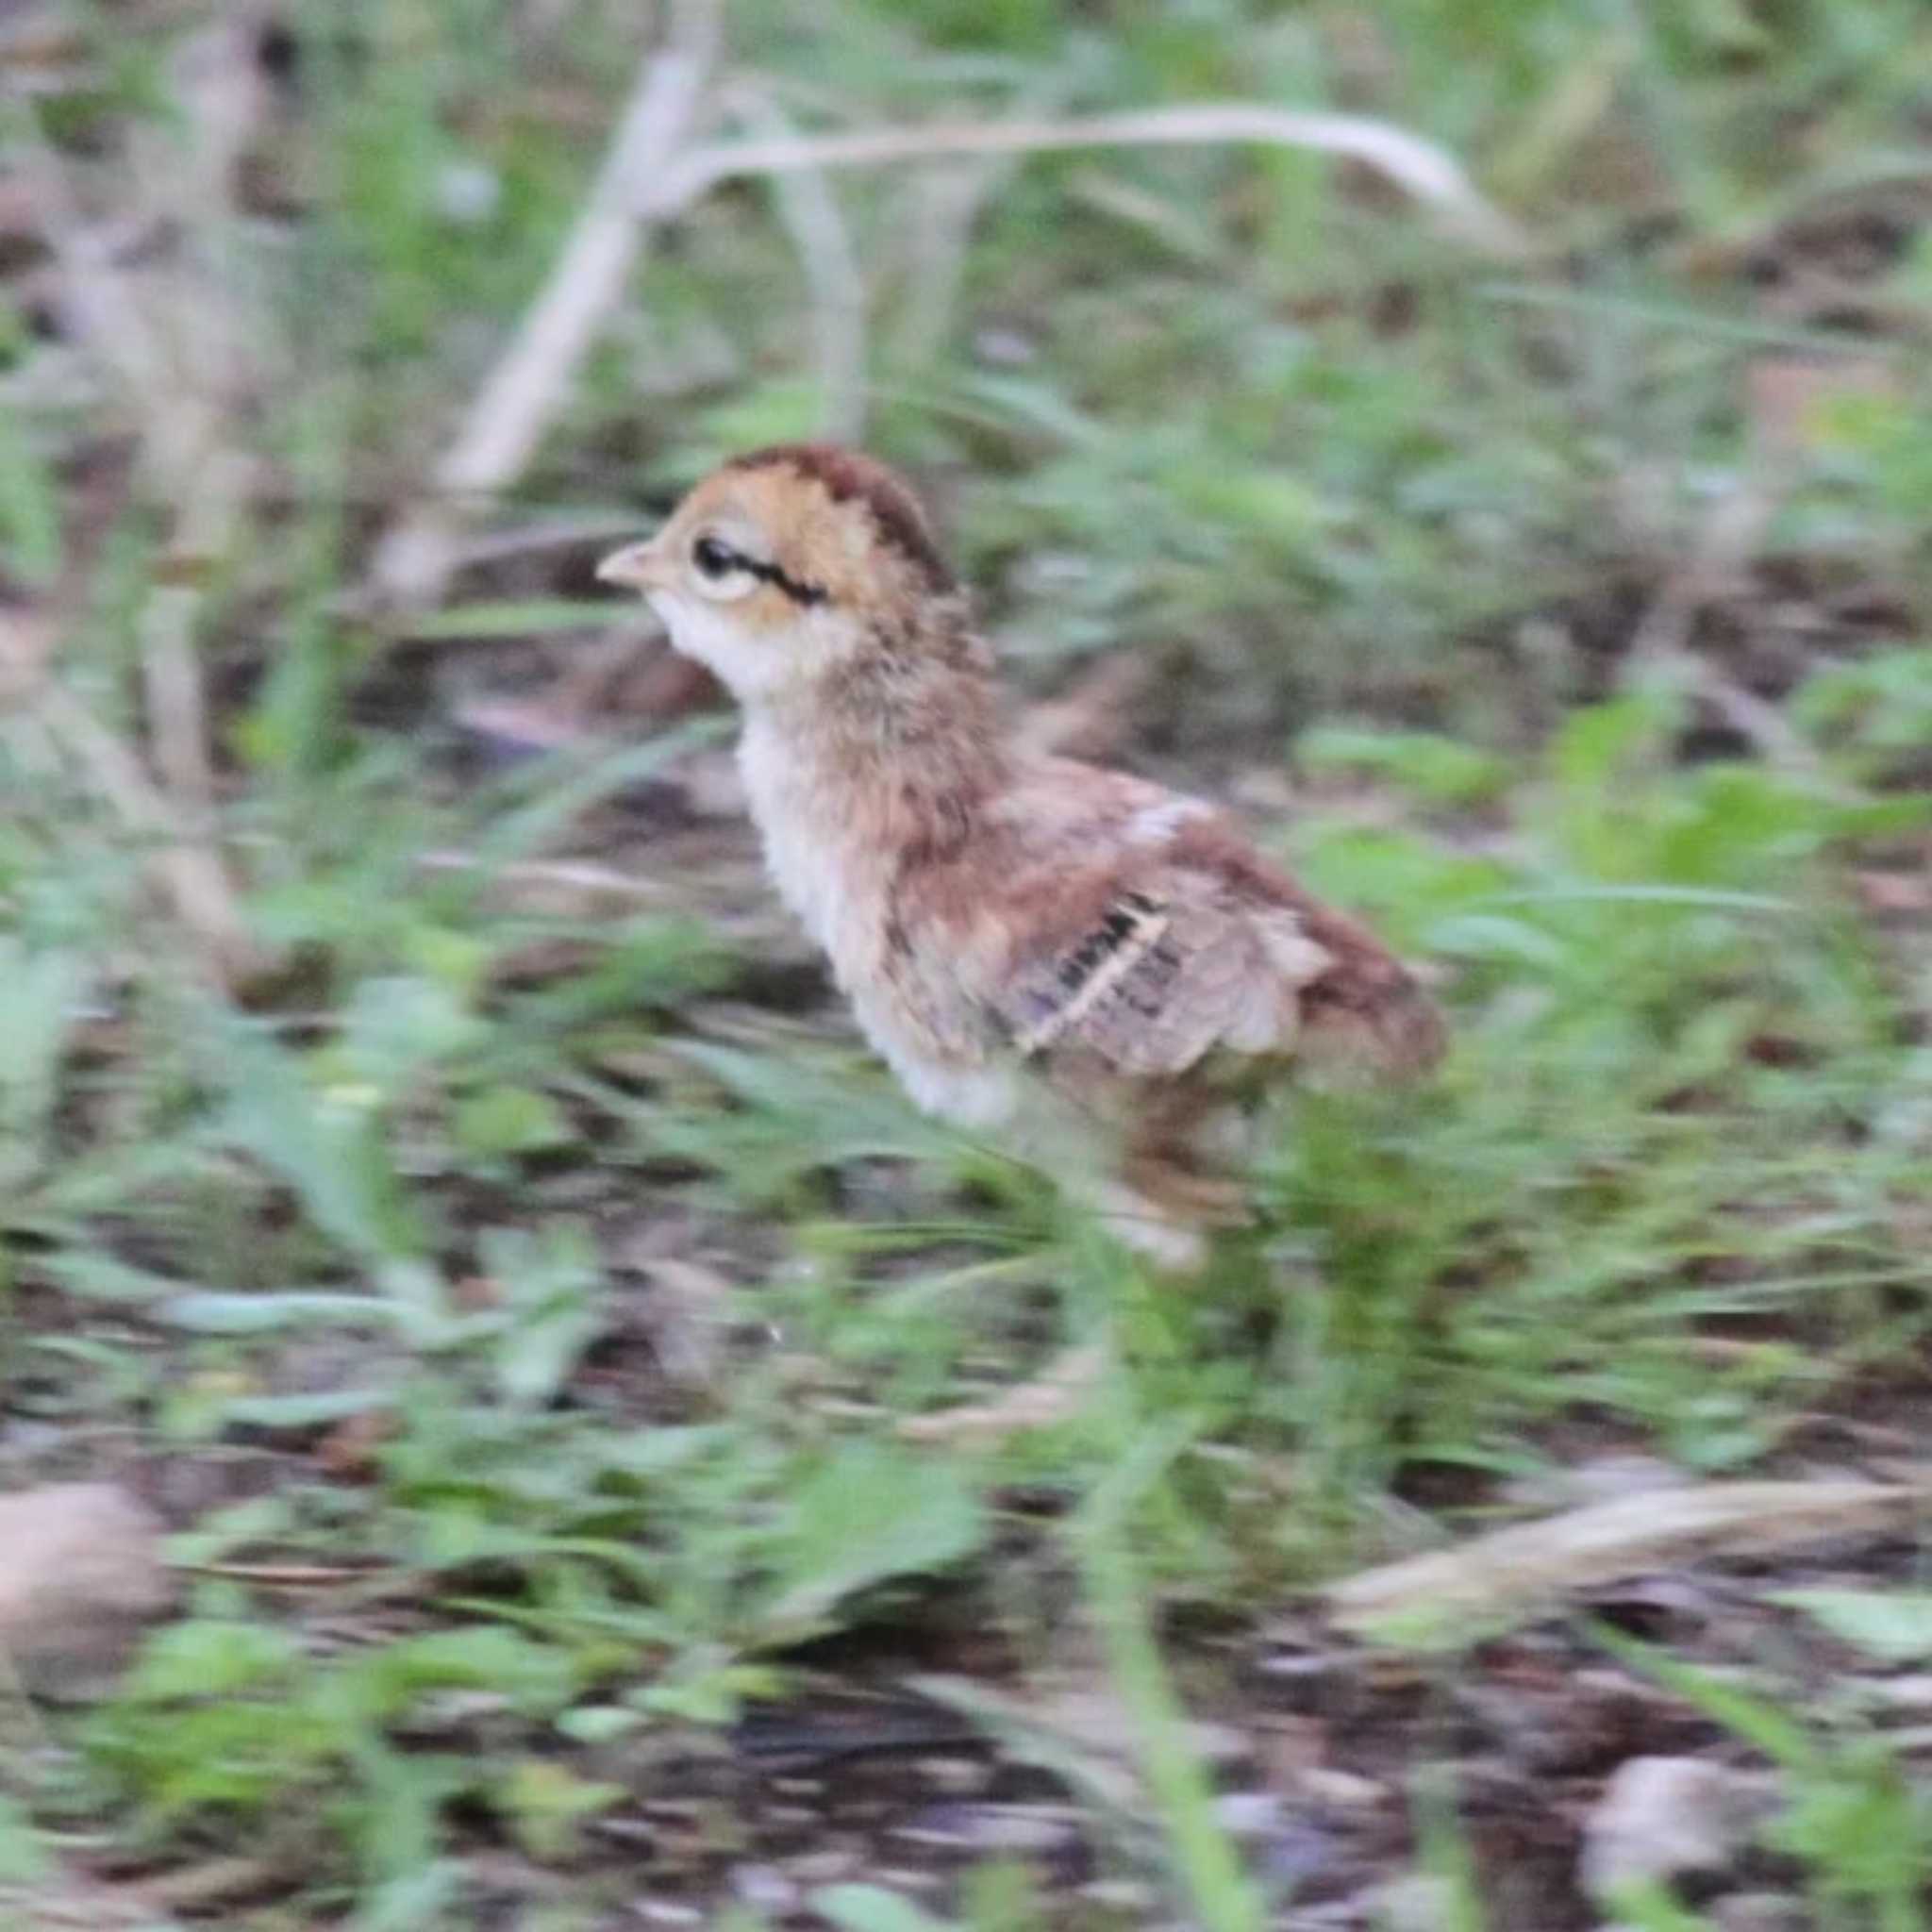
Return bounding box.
[1117,1088,1252,1255]
[1081,1173,1212,1274]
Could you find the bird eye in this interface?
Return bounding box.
[688,531,763,602]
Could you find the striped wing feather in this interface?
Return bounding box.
[980,764,1440,1082]
[998,878,1331,1076]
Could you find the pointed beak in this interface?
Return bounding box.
[596,538,671,592]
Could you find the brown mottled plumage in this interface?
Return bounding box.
[599,444,1443,1268]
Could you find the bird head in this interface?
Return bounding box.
[597,443,964,704]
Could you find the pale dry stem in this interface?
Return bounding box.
[370,82,1515,613]
[9,54,267,989]
[898,1341,1108,1446]
[1326,1474,1932,1639]
[724,81,868,442]
[367,3,722,608]
[1620,437,1857,798]
[885,80,1070,375]
[653,102,1530,256]
[35,681,262,990]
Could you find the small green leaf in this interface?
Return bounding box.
[219,1389,389,1429]
[0,941,82,1150]
[340,974,483,1091]
[1599,1875,1719,1931]
[1551,691,1678,793]
[762,1443,983,1638]
[208,1019,419,1268]
[0,403,62,586]
[0,1794,49,1884]
[498,1757,625,1862]
[478,1224,605,1407]
[632,1660,783,1726]
[454,1083,574,1158]
[158,1290,398,1334]
[127,1621,307,1702]
[349,1625,576,1723]
[1298,726,1510,806]
[354,1863,464,1932]
[811,1882,958,1932]
[1777,1590,1932,1664]
[692,375,824,458]
[1591,1624,1816,1771]
[556,1705,643,1745]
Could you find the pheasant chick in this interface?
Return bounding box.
[598,443,1443,1269]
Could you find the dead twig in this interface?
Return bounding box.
[1326,1474,1932,1641]
[0,605,57,709]
[173,1561,385,1587]
[367,3,721,608]
[651,102,1530,257]
[1,592,261,992]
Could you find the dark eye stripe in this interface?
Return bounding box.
[693,537,826,608]
[744,555,827,608]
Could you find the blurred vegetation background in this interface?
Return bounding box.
[1,2,1930,1927]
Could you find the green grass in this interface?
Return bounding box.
[5,0,1932,1924]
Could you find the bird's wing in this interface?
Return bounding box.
[957,760,1442,1081]
[995,876,1320,1074]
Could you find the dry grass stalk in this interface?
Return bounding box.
[370,77,1514,613]
[724,82,868,442]
[128,13,275,818]
[367,2,722,608]
[6,97,173,441]
[138,444,249,817]
[8,21,272,988]
[653,102,1529,256]
[35,680,264,989]
[885,81,1069,375]
[416,849,675,916]
[898,1342,1108,1445]
[1326,1474,1932,1641]
[1617,356,1897,799]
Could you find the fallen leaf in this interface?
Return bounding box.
[1776,1588,1932,1664]
[811,1883,953,1932]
